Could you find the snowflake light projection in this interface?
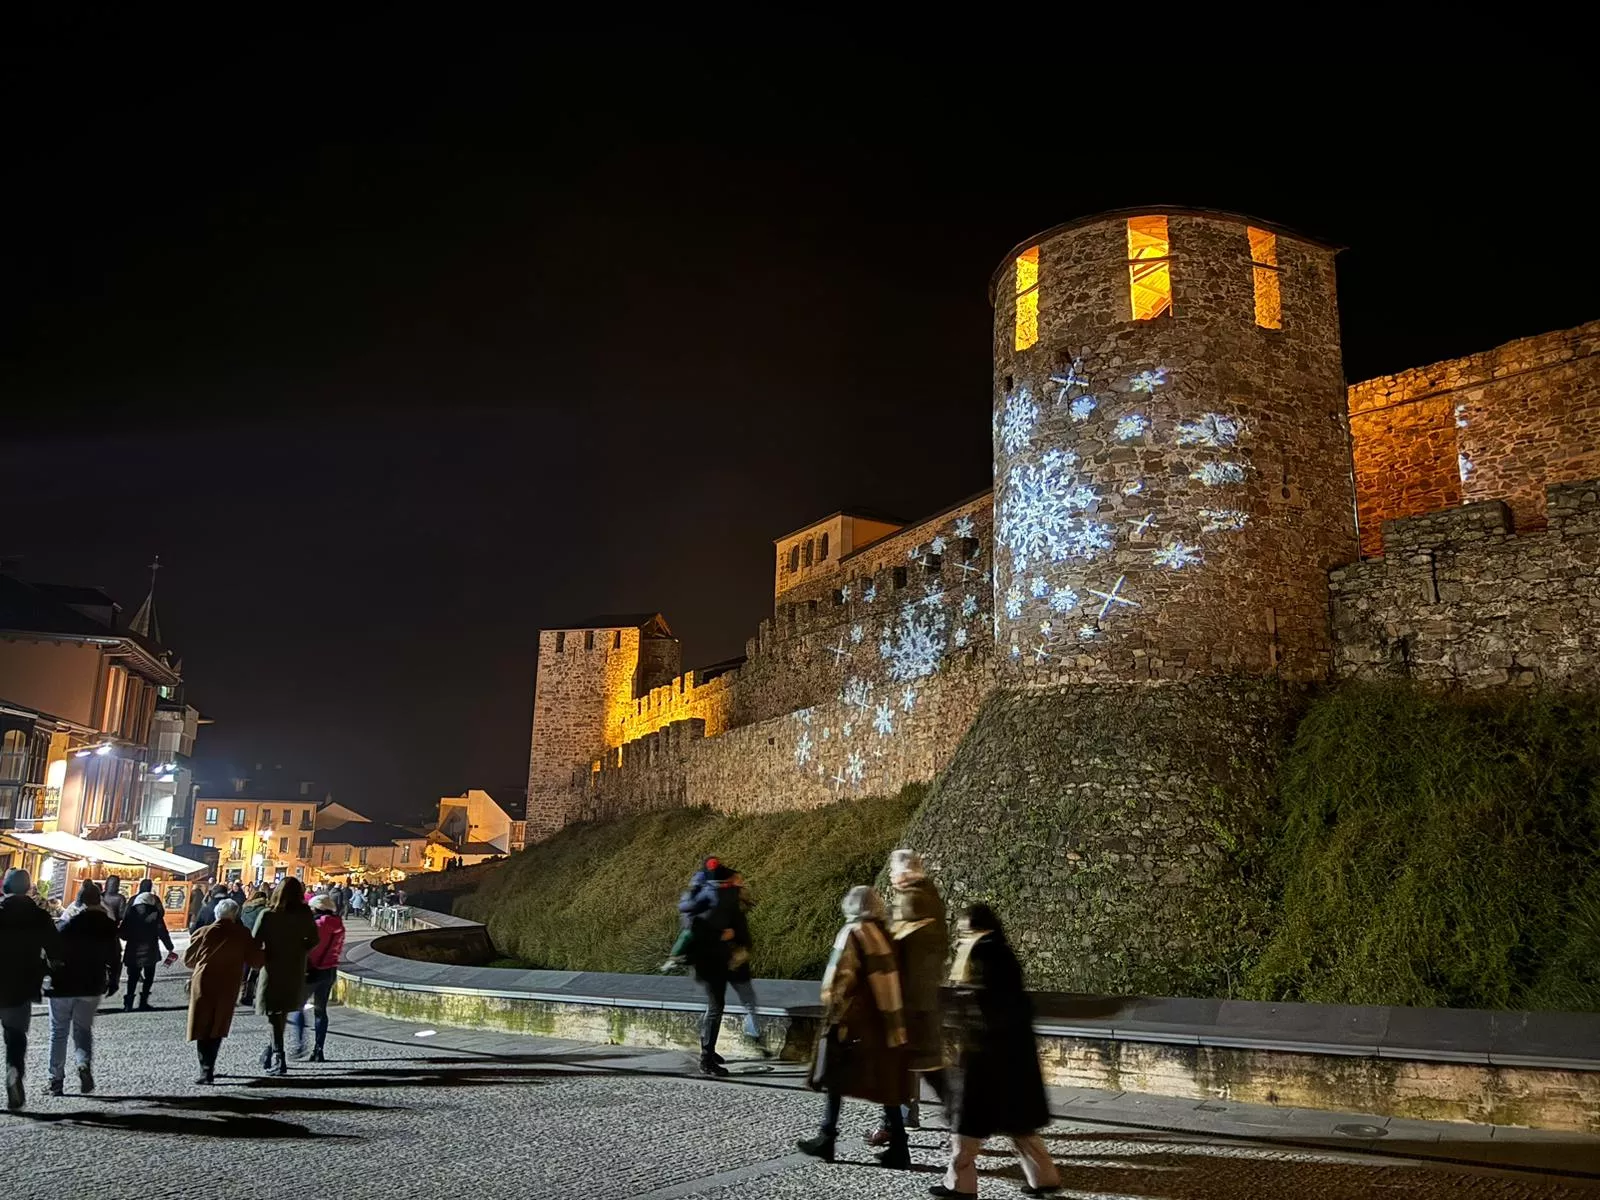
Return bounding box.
[1069,396,1097,423]
[1049,358,1089,400]
[1129,367,1167,393]
[930,535,947,555]
[1123,479,1144,496]
[1000,389,1039,454]
[997,449,1112,575]
[900,686,918,712]
[1455,403,1470,430]
[953,515,975,539]
[953,627,968,648]
[1192,461,1247,486]
[850,623,864,644]
[1152,541,1204,570]
[794,730,813,766]
[1200,508,1249,533]
[1004,584,1024,619]
[840,676,872,710]
[1030,576,1049,598]
[1088,575,1140,622]
[1128,513,1154,537]
[961,594,979,618]
[878,605,947,682]
[1458,452,1474,482]
[844,750,866,784]
[839,583,852,603]
[1049,586,1080,613]
[863,583,877,604]
[920,584,945,610]
[1115,414,1149,441]
[907,544,923,561]
[826,637,849,662]
[842,721,853,737]
[796,708,813,725]
[873,701,894,737]
[1039,620,1053,636]
[1175,413,1241,448]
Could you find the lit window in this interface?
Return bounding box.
[1127,216,1172,320]
[1014,247,1039,350]
[204,807,217,825]
[1248,226,1281,329]
[201,837,214,848]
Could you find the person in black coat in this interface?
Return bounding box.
[188,885,228,934]
[684,865,741,1077]
[118,878,175,1011]
[0,868,64,1110]
[931,904,1060,1200]
[45,881,121,1097]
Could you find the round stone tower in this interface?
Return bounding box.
[990,208,1357,683]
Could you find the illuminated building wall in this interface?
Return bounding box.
[1347,320,1600,556]
[990,209,1357,684]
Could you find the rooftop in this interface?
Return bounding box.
[544,613,673,636]
[318,820,427,848]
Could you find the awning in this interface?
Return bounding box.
[98,838,209,878]
[5,830,145,868]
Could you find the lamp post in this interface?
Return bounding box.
[257,827,274,883]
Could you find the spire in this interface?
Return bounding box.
[129,555,162,643]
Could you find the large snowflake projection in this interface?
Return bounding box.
[1129,367,1167,393]
[961,594,979,618]
[1069,395,1097,423]
[998,449,1112,575]
[919,584,945,610]
[1192,461,1247,486]
[929,535,947,555]
[878,604,947,682]
[1115,413,1149,441]
[999,389,1039,454]
[793,730,814,767]
[1175,413,1241,449]
[1152,541,1204,570]
[1030,575,1050,598]
[953,515,975,539]
[872,701,894,737]
[843,749,866,785]
[1049,586,1080,613]
[1200,508,1249,533]
[840,676,872,710]
[1004,584,1024,619]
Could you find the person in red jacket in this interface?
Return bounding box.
[288,893,345,1062]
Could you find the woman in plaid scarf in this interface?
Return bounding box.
[797,885,913,1169]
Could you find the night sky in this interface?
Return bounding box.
[2,25,1589,818]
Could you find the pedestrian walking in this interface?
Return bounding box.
[189,884,227,933]
[237,884,269,1005]
[930,903,1060,1199]
[184,899,264,1084]
[289,893,346,1062]
[101,876,127,995]
[797,885,911,1169]
[347,886,365,920]
[868,848,948,1146]
[118,879,176,1011]
[253,876,318,1076]
[45,881,120,1097]
[683,863,741,1077]
[1,868,63,1110]
[185,880,208,930]
[228,881,247,908]
[726,871,763,1043]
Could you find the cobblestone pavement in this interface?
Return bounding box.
[3,946,1598,1200]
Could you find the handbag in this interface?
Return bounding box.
[808,1025,859,1092]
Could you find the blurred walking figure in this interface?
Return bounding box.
[347,886,365,920]
[797,885,911,1169]
[185,899,264,1084]
[868,848,947,1146]
[725,871,762,1043]
[119,879,175,1011]
[252,877,319,1076]
[930,904,1060,1200]
[237,883,269,1005]
[289,893,346,1062]
[100,876,127,996]
[188,884,228,933]
[683,863,744,1077]
[0,868,63,1110]
[46,881,120,1097]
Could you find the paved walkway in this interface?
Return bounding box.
[3,927,1598,1199]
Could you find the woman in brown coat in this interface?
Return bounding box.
[184,899,263,1084]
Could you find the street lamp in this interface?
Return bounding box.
[257,827,274,883]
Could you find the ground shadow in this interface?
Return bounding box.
[5,1108,355,1140]
[241,1063,568,1091]
[84,1092,400,1115]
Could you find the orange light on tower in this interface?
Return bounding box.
[1248,226,1282,329]
[1127,216,1172,320]
[1014,246,1040,350]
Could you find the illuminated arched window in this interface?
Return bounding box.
[1127,216,1172,320]
[1248,227,1282,329]
[1014,247,1040,350]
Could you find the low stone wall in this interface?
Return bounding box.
[336,924,1600,1133]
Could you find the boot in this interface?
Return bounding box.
[193,1070,215,1085]
[309,1047,325,1063]
[268,1049,288,1077]
[875,1142,911,1170]
[796,1133,835,1163]
[698,1058,729,1078]
[259,1043,274,1070]
[5,1066,22,1110]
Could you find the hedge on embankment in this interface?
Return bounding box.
[454,786,924,979]
[1243,683,1600,1012]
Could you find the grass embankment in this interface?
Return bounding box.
[1244,684,1600,1011]
[455,787,924,979]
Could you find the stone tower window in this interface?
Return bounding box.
[1127,216,1172,320]
[584,630,595,651]
[613,630,622,650]
[893,566,908,590]
[788,545,800,573]
[554,632,566,653]
[803,539,814,567]
[819,532,829,560]
[1014,246,1040,350]
[1248,227,1282,330]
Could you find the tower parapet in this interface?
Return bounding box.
[990,208,1357,682]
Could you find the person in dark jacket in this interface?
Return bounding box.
[253,877,319,1076]
[237,884,269,1005]
[46,881,121,1097]
[188,885,227,934]
[228,881,247,909]
[1,868,64,1110]
[100,876,128,994]
[684,864,742,1077]
[118,879,175,1011]
[930,903,1059,1199]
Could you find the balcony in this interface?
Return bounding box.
[298,819,314,831]
[229,822,248,831]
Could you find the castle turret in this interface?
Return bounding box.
[990,208,1357,682]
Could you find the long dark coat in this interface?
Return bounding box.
[0,894,62,1007]
[253,904,319,1016]
[948,930,1050,1139]
[888,875,947,1071]
[185,919,264,1041]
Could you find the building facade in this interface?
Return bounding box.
[191,797,319,884]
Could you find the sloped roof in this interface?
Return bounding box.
[318,820,426,848]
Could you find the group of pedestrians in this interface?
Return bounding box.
[683,849,1060,1199]
[1,866,349,1108]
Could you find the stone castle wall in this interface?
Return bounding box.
[1347,320,1600,557]
[1330,478,1600,688]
